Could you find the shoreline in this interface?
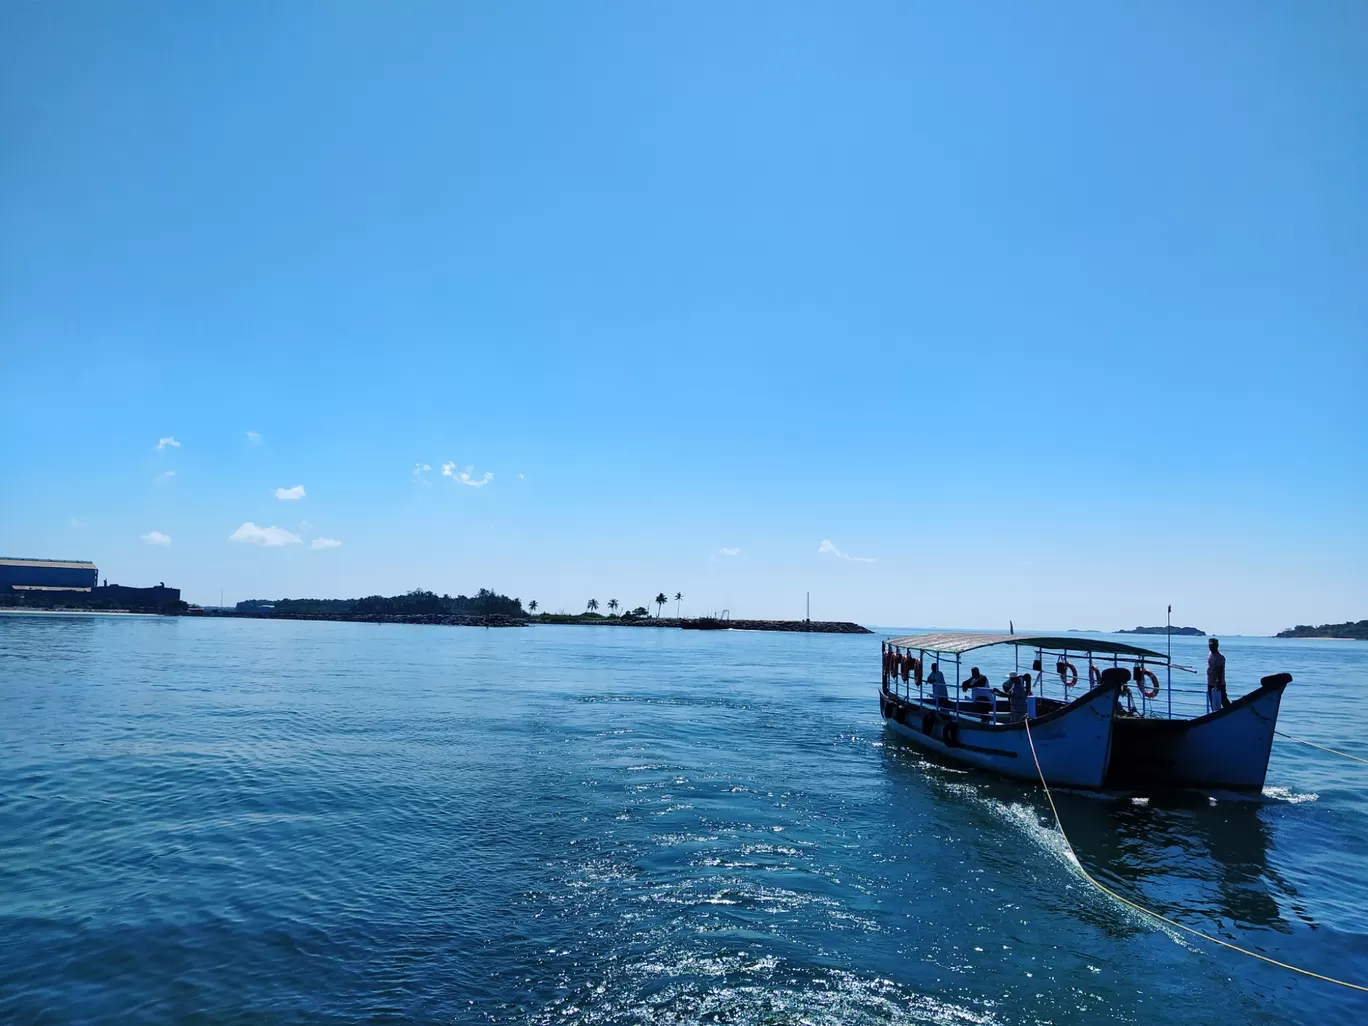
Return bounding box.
[537,616,871,634]
[191,610,871,634]
[0,608,160,617]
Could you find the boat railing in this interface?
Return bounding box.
[882,640,1213,723]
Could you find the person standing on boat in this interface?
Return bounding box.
[926,662,948,701]
[1207,638,1228,712]
[999,672,1030,722]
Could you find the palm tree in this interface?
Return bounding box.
[587,598,599,614]
[674,591,682,617]
[654,592,668,618]
[528,600,538,614]
[608,599,619,616]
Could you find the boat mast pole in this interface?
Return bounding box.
[1167,604,1173,719]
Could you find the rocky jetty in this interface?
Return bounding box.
[1117,625,1206,636]
[198,610,871,634]
[544,616,871,634]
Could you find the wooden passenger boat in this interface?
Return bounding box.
[879,632,1293,793]
[879,633,1132,789]
[1107,673,1292,791]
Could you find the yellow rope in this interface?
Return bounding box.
[1022,716,1368,993]
[1276,730,1368,765]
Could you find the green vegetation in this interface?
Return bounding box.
[239,587,695,624]
[236,588,524,617]
[1276,620,1368,640]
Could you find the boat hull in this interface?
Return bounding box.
[1106,680,1288,792]
[879,680,1121,790]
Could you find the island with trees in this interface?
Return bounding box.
[228,588,528,625]
[1117,625,1207,636]
[1275,620,1368,640]
[208,588,871,633]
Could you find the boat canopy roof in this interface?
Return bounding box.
[885,631,1166,660]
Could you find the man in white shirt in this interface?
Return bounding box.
[926,662,948,701]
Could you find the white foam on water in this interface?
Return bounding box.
[985,797,1195,951]
[527,953,1003,1026]
[1261,785,1318,805]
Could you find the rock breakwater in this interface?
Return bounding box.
[197,610,871,633]
[546,617,872,634]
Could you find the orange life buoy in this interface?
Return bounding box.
[1057,661,1078,688]
[1134,665,1160,698]
[1089,664,1102,688]
[913,657,923,687]
[900,651,911,683]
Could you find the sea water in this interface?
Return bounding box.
[2,615,1365,1024]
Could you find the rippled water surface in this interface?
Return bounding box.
[3,615,1367,1024]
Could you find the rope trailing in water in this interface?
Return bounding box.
[1275,730,1368,765]
[1022,716,1368,993]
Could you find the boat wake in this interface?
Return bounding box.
[1260,785,1319,805]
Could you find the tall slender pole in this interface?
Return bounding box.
[806,592,810,623]
[1167,604,1173,719]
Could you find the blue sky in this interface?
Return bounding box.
[3,2,1364,634]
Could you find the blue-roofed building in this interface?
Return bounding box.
[0,557,98,593]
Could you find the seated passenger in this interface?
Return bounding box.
[960,666,989,691]
[926,662,948,701]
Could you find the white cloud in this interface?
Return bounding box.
[246,431,263,444]
[720,547,741,557]
[156,470,176,481]
[229,522,302,547]
[413,462,432,485]
[156,436,181,450]
[818,539,875,563]
[141,531,172,546]
[442,463,494,487]
[274,484,306,501]
[71,517,88,529]
[311,537,342,550]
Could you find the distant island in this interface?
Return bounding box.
[1275,620,1368,640]
[1117,625,1206,636]
[201,589,871,634]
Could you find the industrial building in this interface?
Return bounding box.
[1,557,182,612]
[0,557,98,593]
